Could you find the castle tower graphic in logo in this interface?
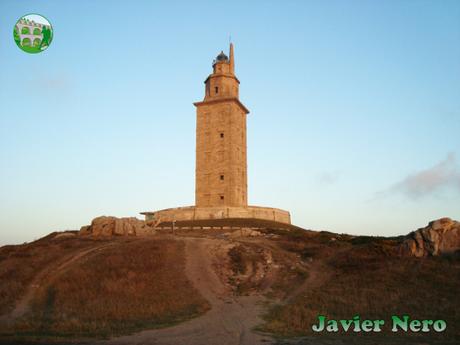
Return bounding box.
[14,14,53,54]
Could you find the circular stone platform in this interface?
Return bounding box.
[141,205,291,225]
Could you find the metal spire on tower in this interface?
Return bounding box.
[229,42,235,74]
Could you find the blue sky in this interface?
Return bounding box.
[1,0,459,244]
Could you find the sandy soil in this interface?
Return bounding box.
[99,237,274,345]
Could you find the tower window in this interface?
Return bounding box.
[220,174,224,181]
[220,195,224,200]
[220,132,224,138]
[215,87,219,94]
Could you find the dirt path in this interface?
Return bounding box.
[0,241,118,324]
[101,237,274,345]
[283,260,332,305]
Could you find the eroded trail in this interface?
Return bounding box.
[102,237,273,345]
[284,260,332,305]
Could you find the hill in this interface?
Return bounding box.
[0,218,459,345]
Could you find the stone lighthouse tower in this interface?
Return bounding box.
[194,43,250,207]
[141,44,291,226]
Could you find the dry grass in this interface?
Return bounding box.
[0,236,209,339]
[261,234,460,342]
[0,234,104,316]
[157,218,304,231]
[1,226,459,344]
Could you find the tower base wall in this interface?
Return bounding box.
[141,205,291,225]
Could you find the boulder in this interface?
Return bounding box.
[79,216,155,237]
[53,232,77,239]
[226,228,262,238]
[79,225,91,236]
[400,218,460,257]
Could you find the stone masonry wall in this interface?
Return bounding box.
[145,206,291,224]
[195,100,247,207]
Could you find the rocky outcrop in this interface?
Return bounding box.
[225,228,262,238]
[401,218,460,257]
[79,216,156,237]
[53,232,77,239]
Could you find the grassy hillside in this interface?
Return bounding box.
[0,235,209,339]
[0,233,102,316]
[0,225,458,344]
[258,229,460,343]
